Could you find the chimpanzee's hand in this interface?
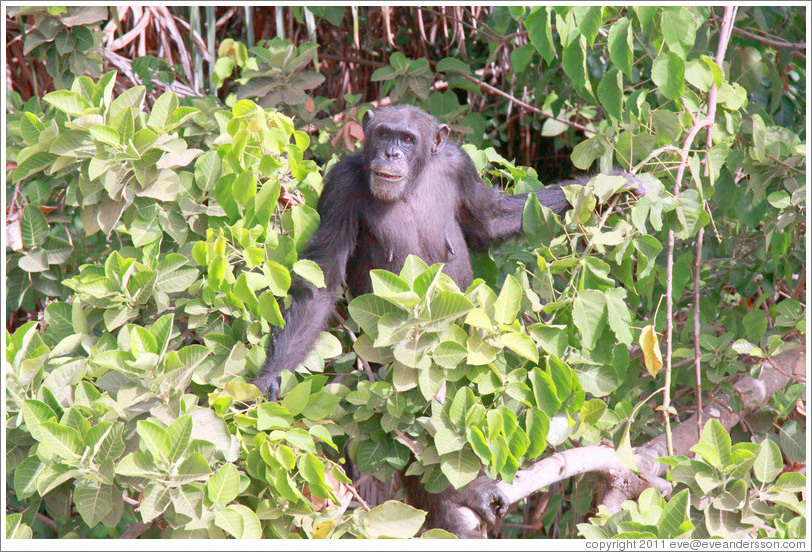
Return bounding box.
[252,373,281,402]
[454,476,508,525]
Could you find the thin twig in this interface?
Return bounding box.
[765,153,805,174]
[345,482,372,510]
[343,326,376,382]
[730,26,805,51]
[457,73,596,136]
[35,513,58,533]
[119,520,153,539]
[665,6,737,453]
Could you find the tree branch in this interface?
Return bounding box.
[457,73,596,136]
[450,349,805,538]
[731,26,806,52]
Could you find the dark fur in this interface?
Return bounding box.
[253,105,632,537]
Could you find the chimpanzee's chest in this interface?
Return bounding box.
[346,196,470,295]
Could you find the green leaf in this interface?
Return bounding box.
[13,456,45,499]
[228,504,262,539]
[466,332,497,366]
[658,489,691,538]
[292,259,325,288]
[174,454,211,485]
[253,177,280,227]
[140,483,170,522]
[194,150,222,192]
[690,419,730,468]
[433,341,468,369]
[700,55,724,88]
[20,112,44,145]
[89,125,121,147]
[571,135,606,170]
[525,7,555,65]
[500,332,539,364]
[39,421,83,460]
[572,290,608,349]
[157,262,198,294]
[598,68,623,122]
[370,269,410,295]
[233,169,257,206]
[214,506,244,538]
[573,6,602,46]
[608,17,633,77]
[440,449,481,489]
[651,52,685,100]
[779,420,805,464]
[147,91,179,131]
[435,428,466,456]
[466,426,492,467]
[20,205,49,249]
[12,151,57,181]
[399,255,429,285]
[49,129,94,157]
[525,409,549,458]
[435,57,472,75]
[115,452,160,478]
[562,34,589,93]
[753,439,783,484]
[349,294,406,335]
[530,368,561,419]
[36,464,80,496]
[167,416,192,462]
[493,275,521,324]
[257,402,293,431]
[282,380,312,417]
[258,291,285,327]
[510,43,536,73]
[357,440,391,472]
[604,288,633,346]
[528,324,567,358]
[108,85,146,120]
[137,420,171,460]
[207,463,240,504]
[43,90,90,116]
[428,291,474,323]
[232,99,259,118]
[363,501,427,539]
[74,481,115,528]
[523,193,561,244]
[775,472,806,493]
[661,7,696,59]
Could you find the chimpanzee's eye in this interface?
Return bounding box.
[403,135,414,144]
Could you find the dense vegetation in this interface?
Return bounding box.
[5,6,806,540]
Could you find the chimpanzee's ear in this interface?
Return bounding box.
[362,109,374,129]
[432,124,449,153]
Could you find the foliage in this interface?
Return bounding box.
[5,5,806,540]
[7,6,107,90]
[579,420,807,539]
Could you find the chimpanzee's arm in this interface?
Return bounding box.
[253,157,362,400]
[455,148,641,249]
[454,148,570,249]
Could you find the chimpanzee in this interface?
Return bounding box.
[253,105,639,537]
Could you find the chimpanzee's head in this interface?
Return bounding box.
[361,105,449,201]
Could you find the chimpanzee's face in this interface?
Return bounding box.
[364,122,422,201]
[361,106,447,201]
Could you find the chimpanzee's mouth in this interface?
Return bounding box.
[374,171,403,181]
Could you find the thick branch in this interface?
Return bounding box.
[634,348,804,476]
[449,349,805,538]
